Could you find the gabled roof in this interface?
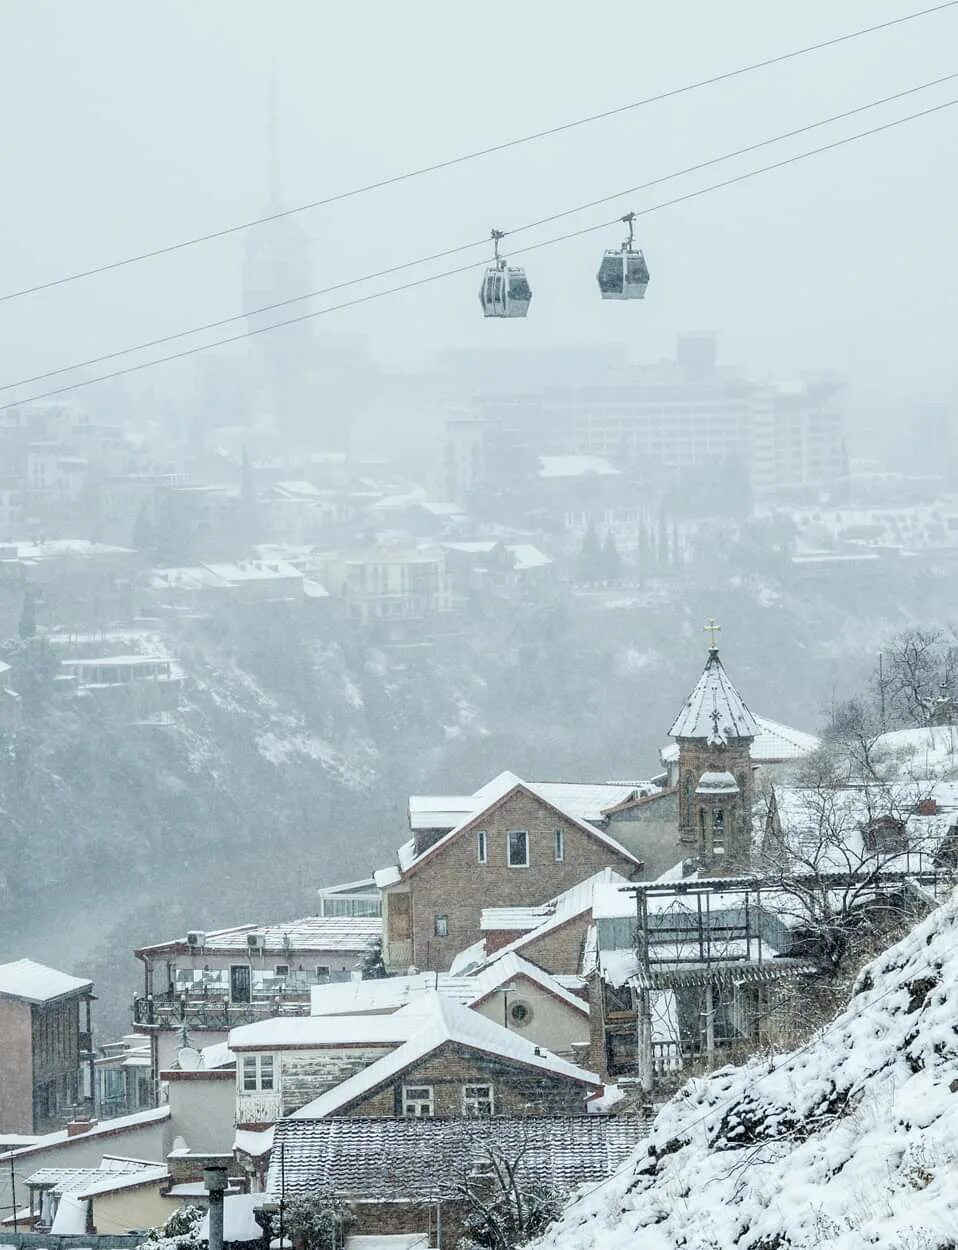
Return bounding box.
[0,1108,171,1164]
[476,869,632,965]
[669,648,759,744]
[387,775,641,883]
[229,1014,422,1052]
[269,1115,647,1201]
[0,960,93,1005]
[307,953,587,1019]
[290,993,599,1118]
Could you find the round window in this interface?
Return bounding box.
[509,1001,532,1028]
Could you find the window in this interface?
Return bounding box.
[509,1001,532,1028]
[274,964,290,978]
[402,1085,434,1116]
[316,965,331,983]
[712,808,725,847]
[507,830,529,867]
[553,829,564,862]
[434,914,449,938]
[241,1055,275,1092]
[477,830,488,863]
[462,1084,494,1116]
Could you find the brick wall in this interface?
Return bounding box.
[350,1198,470,1250]
[336,1041,596,1117]
[675,740,753,873]
[388,787,638,972]
[516,916,591,976]
[0,997,34,1133]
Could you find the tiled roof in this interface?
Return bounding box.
[669,649,759,743]
[269,1115,647,1200]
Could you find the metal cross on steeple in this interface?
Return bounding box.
[704,618,721,650]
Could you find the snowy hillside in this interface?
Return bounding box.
[537,891,958,1250]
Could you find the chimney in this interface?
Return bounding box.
[66,1118,97,1137]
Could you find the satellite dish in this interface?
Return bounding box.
[178,1046,203,1071]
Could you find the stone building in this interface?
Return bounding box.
[669,634,759,874]
[374,774,643,973]
[229,992,599,1128]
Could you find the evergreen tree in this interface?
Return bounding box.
[18,589,36,640]
[359,938,387,980]
[601,530,623,583]
[576,522,602,584]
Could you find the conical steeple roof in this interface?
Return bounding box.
[669,647,759,744]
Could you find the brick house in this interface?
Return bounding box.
[229,992,600,1129]
[375,773,643,973]
[267,1115,645,1250]
[0,960,95,1135]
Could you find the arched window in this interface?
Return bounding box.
[684,773,694,821]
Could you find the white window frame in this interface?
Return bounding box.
[402,1084,435,1116]
[476,829,488,864]
[240,1054,275,1092]
[553,828,564,862]
[462,1083,494,1116]
[434,914,449,938]
[507,829,529,868]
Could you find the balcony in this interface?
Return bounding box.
[133,991,314,1031]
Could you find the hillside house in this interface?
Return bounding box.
[59,654,183,720]
[134,915,382,1076]
[94,1035,152,1119]
[586,878,815,1084]
[267,1115,644,1249]
[0,960,95,1135]
[229,992,600,1131]
[374,773,643,973]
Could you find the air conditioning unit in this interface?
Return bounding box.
[186,931,206,949]
[246,932,266,951]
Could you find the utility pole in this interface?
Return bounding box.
[635,887,653,1095]
[204,1165,229,1250]
[10,1157,17,1233]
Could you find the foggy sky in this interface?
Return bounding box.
[1,0,956,407]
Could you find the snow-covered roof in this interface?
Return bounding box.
[476,869,632,964]
[695,770,739,795]
[75,1165,170,1199]
[229,1014,422,1052]
[506,543,553,570]
[661,714,820,765]
[396,772,642,876]
[137,915,381,958]
[13,539,134,559]
[308,952,586,1019]
[669,648,759,743]
[25,1159,162,1193]
[0,1108,172,1163]
[234,1126,275,1158]
[270,1114,646,1200]
[290,992,599,1118]
[202,559,303,584]
[0,959,92,1004]
[538,455,620,479]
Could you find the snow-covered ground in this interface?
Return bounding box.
[534,889,958,1250]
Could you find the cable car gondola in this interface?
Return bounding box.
[479,229,532,318]
[597,212,649,300]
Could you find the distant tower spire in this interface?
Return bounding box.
[268,73,281,209]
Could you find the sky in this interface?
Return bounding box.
[1,0,957,410]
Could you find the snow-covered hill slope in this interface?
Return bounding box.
[538,892,958,1250]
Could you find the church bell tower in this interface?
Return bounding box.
[668,621,758,874]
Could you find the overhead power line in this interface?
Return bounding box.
[1,0,956,304]
[0,92,955,415]
[2,74,956,397]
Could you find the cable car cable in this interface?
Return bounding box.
[2,72,955,394]
[1,0,956,304]
[0,91,955,413]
